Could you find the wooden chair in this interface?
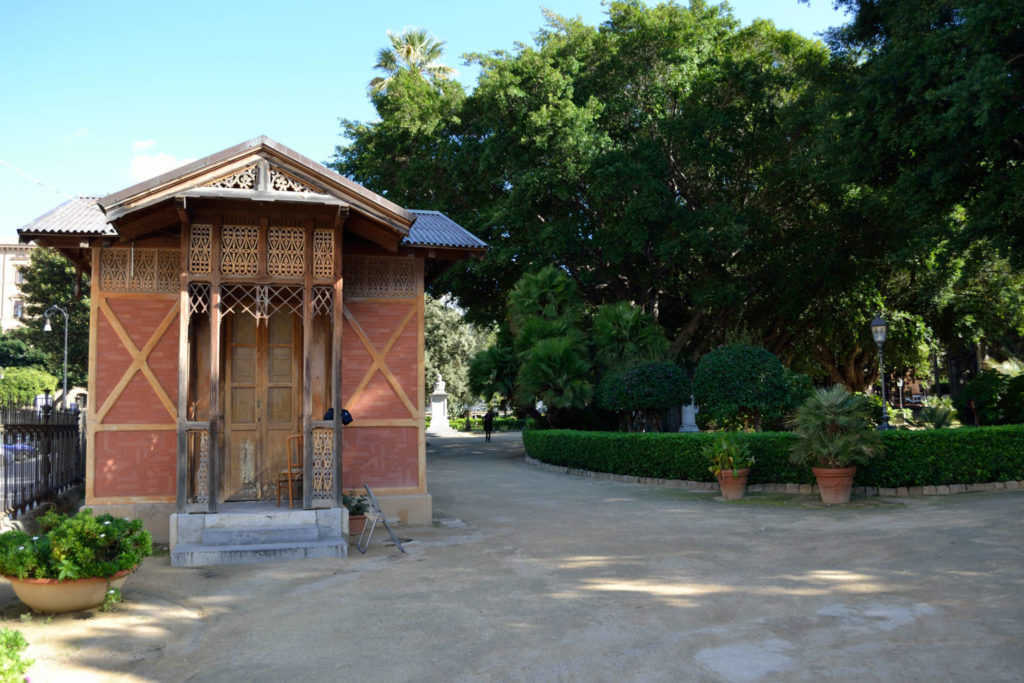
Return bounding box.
[276,434,303,508]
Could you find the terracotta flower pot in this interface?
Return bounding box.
[4,568,134,613]
[812,466,857,504]
[716,468,750,500]
[349,514,366,536]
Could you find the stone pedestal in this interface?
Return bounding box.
[426,373,454,434]
[679,397,700,433]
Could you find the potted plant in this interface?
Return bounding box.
[343,492,369,535]
[0,508,152,613]
[789,385,883,504]
[705,432,755,500]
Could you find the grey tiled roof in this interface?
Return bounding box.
[19,197,113,236]
[19,199,487,252]
[405,210,487,250]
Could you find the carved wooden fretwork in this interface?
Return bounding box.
[220,284,303,320]
[313,229,334,279]
[190,430,210,505]
[206,164,257,190]
[220,225,259,277]
[311,428,334,506]
[267,227,305,278]
[269,167,318,193]
[100,248,179,293]
[312,286,333,317]
[189,224,212,274]
[189,282,210,316]
[343,255,416,299]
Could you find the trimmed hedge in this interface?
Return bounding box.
[426,415,524,432]
[522,425,1024,488]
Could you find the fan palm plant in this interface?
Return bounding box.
[370,29,456,94]
[789,385,883,468]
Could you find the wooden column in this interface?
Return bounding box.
[331,213,346,505]
[207,219,222,513]
[175,217,191,512]
[302,223,315,508]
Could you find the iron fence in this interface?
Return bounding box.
[1,401,84,517]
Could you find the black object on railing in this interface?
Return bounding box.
[1,399,84,517]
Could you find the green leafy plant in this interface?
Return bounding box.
[0,508,151,580]
[692,345,789,431]
[1000,375,1024,425]
[342,492,369,516]
[704,432,755,477]
[99,587,123,612]
[0,628,32,683]
[917,396,956,429]
[954,370,1010,426]
[597,362,690,432]
[789,386,883,469]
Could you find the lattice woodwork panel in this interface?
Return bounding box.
[189,430,209,505]
[100,248,180,293]
[313,230,334,279]
[343,255,416,298]
[189,283,210,316]
[220,225,259,277]
[189,224,212,273]
[220,284,303,320]
[311,428,334,505]
[269,167,318,193]
[267,227,305,278]
[206,164,257,190]
[312,286,333,317]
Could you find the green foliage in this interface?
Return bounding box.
[0,508,152,580]
[704,432,755,477]
[467,329,518,410]
[424,294,494,418]
[789,386,883,468]
[99,587,123,612]
[369,28,456,95]
[597,362,690,431]
[453,415,524,432]
[12,248,89,390]
[0,366,57,405]
[1002,376,1024,425]
[524,425,1024,488]
[954,370,1010,426]
[692,345,789,430]
[917,396,956,430]
[0,628,32,683]
[515,336,593,425]
[0,333,47,370]
[342,492,369,516]
[591,302,668,372]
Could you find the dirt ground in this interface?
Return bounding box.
[4,431,1023,682]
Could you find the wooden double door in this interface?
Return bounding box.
[223,311,301,501]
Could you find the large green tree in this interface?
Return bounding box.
[424,294,493,417]
[13,248,89,392]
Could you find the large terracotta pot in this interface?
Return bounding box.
[4,568,133,614]
[716,468,750,501]
[813,466,857,504]
[349,514,366,536]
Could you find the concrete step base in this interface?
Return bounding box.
[171,537,347,567]
[200,525,320,545]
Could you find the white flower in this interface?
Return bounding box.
[104,521,111,526]
[99,534,105,538]
[31,536,39,541]
[17,546,24,551]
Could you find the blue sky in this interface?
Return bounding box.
[0,0,848,241]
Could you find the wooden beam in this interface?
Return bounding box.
[302,221,314,509]
[332,214,345,504]
[207,218,222,513]
[176,216,190,512]
[85,247,100,505]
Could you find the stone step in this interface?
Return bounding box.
[171,537,347,567]
[200,525,320,546]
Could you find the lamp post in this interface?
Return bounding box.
[870,314,890,431]
[43,305,69,409]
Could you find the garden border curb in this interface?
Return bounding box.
[523,455,1024,497]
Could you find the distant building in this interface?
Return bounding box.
[0,244,35,332]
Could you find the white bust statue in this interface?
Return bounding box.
[433,372,446,394]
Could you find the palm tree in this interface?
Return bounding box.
[370,29,456,94]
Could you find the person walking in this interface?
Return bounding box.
[483,408,495,442]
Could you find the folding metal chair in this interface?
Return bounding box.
[355,484,407,554]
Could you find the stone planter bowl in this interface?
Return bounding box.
[4,568,133,613]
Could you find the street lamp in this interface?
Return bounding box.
[870,314,890,431]
[43,305,69,409]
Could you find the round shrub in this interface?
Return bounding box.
[597,362,689,431]
[693,345,788,430]
[954,370,1009,425]
[1001,375,1024,425]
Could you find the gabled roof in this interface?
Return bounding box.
[19,197,487,252]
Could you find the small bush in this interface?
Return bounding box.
[704,432,755,476]
[0,628,32,683]
[692,345,789,430]
[523,425,1024,488]
[789,386,883,468]
[1001,375,1024,425]
[917,396,956,429]
[954,370,1010,425]
[597,362,690,431]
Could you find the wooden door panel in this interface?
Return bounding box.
[225,314,260,500]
